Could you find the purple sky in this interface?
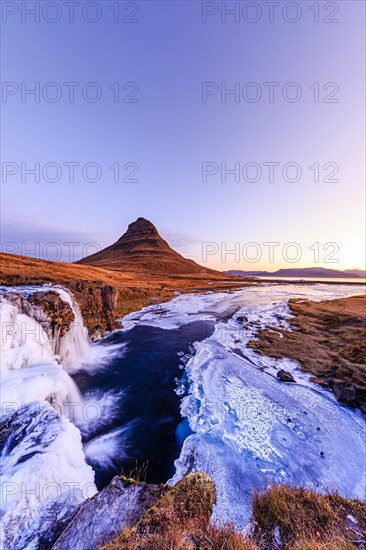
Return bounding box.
[1,1,365,270]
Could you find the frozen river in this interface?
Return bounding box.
[1,282,365,546]
[123,283,366,528]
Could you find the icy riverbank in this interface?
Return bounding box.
[124,284,366,529]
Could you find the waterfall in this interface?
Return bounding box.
[0,286,89,421]
[52,286,90,371]
[0,285,98,550]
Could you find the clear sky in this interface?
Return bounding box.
[1,0,365,271]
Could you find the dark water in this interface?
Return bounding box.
[72,320,214,489]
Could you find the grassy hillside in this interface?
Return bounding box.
[0,252,250,318]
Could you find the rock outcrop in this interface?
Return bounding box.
[333,381,357,407]
[104,472,216,549]
[332,380,366,411]
[1,281,120,341]
[49,472,216,550]
[1,290,75,340]
[66,280,121,339]
[51,477,167,550]
[26,291,75,338]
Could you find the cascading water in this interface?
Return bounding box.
[0,285,90,372]
[51,286,90,372]
[0,288,87,421]
[0,285,98,550]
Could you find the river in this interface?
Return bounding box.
[73,283,366,527]
[1,282,365,545]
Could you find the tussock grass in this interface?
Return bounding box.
[103,475,366,550]
[197,524,259,549]
[104,472,217,549]
[251,484,366,549]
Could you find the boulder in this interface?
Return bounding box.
[277,369,296,383]
[51,477,166,550]
[333,381,357,408]
[237,315,248,324]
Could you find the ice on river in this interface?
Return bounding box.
[0,401,97,550]
[124,283,366,529]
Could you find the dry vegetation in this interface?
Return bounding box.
[102,472,256,550]
[248,295,366,410]
[0,252,250,317]
[251,484,366,549]
[102,473,366,550]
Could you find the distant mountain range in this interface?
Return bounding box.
[226,267,366,279]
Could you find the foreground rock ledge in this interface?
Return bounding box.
[51,472,215,550]
[103,472,216,550]
[51,476,167,550]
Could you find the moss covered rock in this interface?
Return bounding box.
[104,472,216,549]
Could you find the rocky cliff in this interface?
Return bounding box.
[65,280,121,339]
[0,282,121,342]
[2,290,75,340]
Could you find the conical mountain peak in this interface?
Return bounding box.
[118,217,159,241]
[77,217,220,276]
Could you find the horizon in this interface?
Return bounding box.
[1,1,365,271]
[1,214,365,272]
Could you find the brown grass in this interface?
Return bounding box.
[248,295,366,408]
[197,524,259,549]
[0,252,251,317]
[103,472,258,549]
[102,473,366,550]
[104,520,256,550]
[251,484,366,549]
[103,472,217,549]
[294,540,355,550]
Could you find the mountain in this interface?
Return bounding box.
[227,267,363,278]
[343,269,366,278]
[77,217,222,276]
